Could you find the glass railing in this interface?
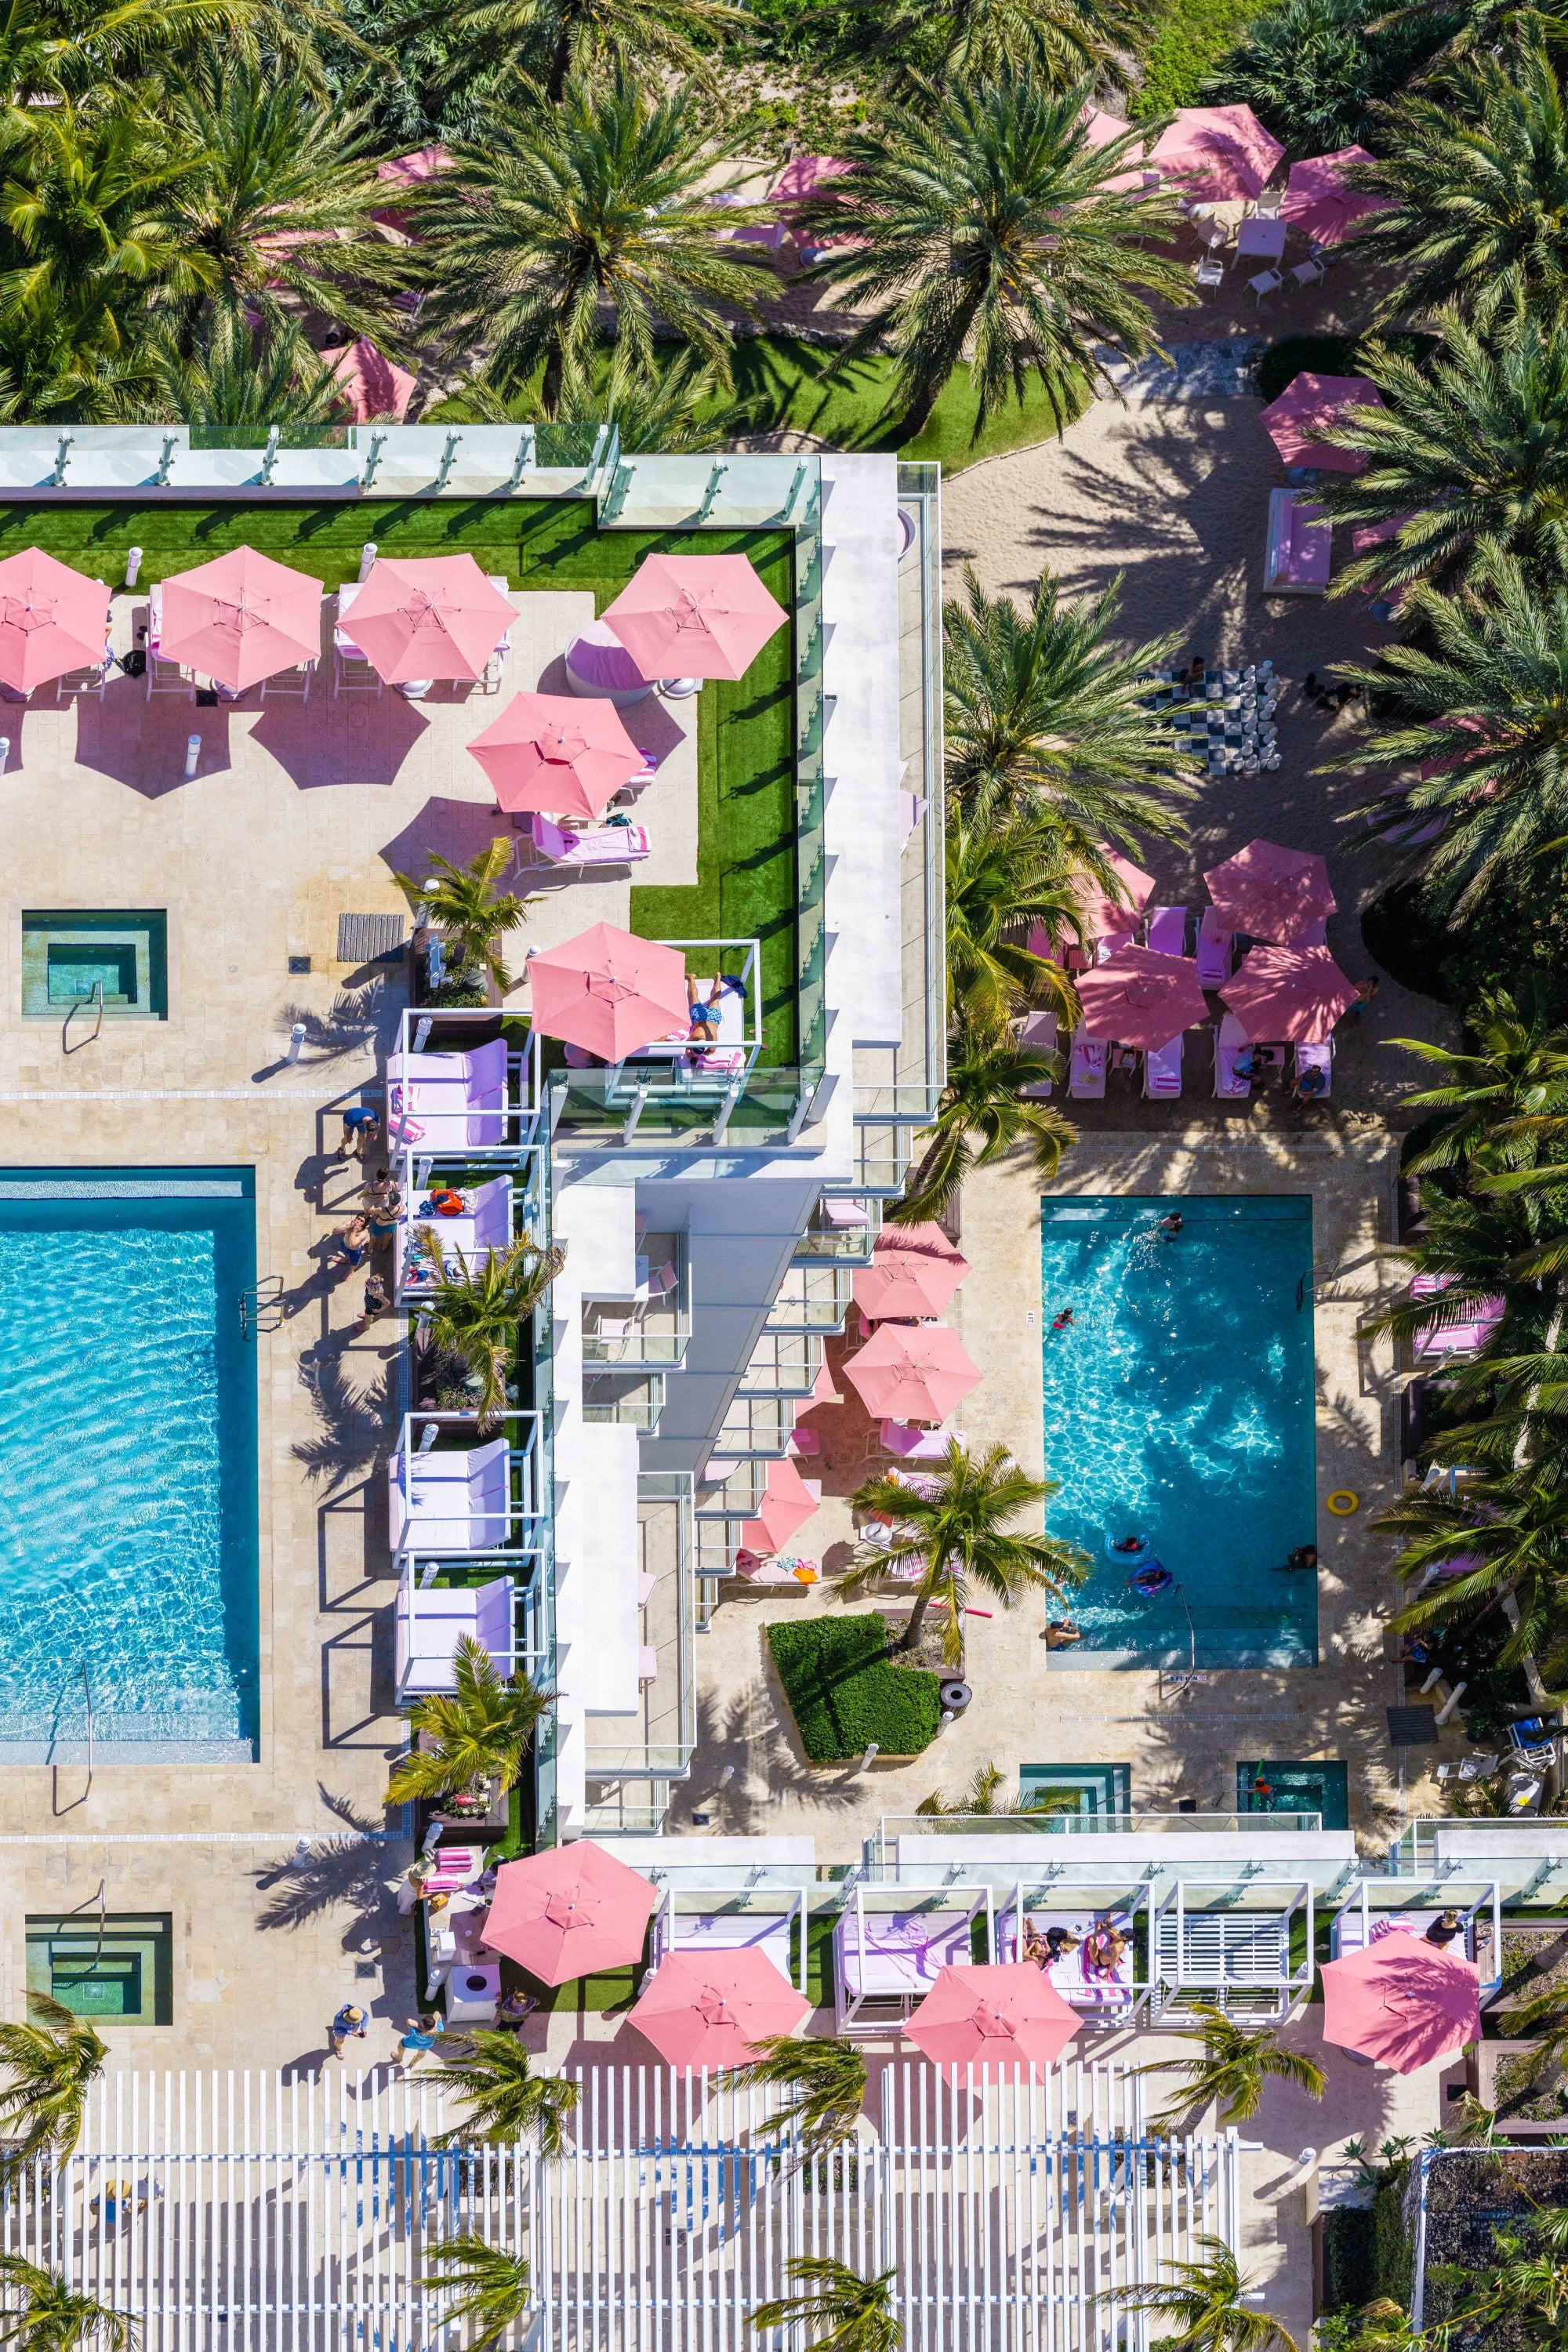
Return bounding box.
[582,1371,666,1432]
[546,1064,816,1152]
[876,1811,1326,1860]
[794,1200,882,1261]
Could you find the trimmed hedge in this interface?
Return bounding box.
[1323,2207,1377,2312]
[768,1613,943,1762]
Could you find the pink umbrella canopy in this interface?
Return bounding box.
[1219,944,1359,1042]
[1081,107,1156,191]
[1147,104,1285,201]
[329,339,417,425]
[468,691,643,821]
[0,547,111,693]
[1320,1933,1480,2074]
[853,1223,971,1322]
[527,921,690,1059]
[770,154,855,203]
[630,1949,811,2069]
[1260,373,1382,474]
[349,554,514,684]
[1072,850,1156,943]
[739,1456,820,1555]
[1203,840,1338,943]
[906,1965,1080,2074]
[602,554,788,683]
[373,143,455,233]
[1281,146,1391,247]
[842,1323,982,1424]
[1076,944,1211,1051]
[160,544,322,691]
[483,1840,659,1986]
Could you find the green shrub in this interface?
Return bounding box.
[768,1614,943,1762]
[1323,2208,1377,2312]
[1363,880,1568,1029]
[1254,331,1439,402]
[1131,0,1255,118]
[1373,2175,1414,2308]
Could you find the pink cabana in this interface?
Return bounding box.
[483,1841,659,1986]
[853,1224,970,1322]
[1261,373,1382,474]
[160,544,322,692]
[1076,944,1210,1050]
[603,554,788,683]
[527,921,689,1060]
[468,691,642,821]
[1320,1933,1480,2074]
[630,1949,811,2068]
[328,339,417,424]
[842,1323,981,1424]
[1147,104,1283,201]
[1073,850,1156,943]
[349,555,514,684]
[1203,840,1336,944]
[1219,944,1358,1042]
[0,547,110,694]
[906,1965,1080,2074]
[739,1457,820,1555]
[1281,146,1390,248]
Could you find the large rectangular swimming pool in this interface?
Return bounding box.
[1040,1195,1318,1668]
[0,1169,258,1762]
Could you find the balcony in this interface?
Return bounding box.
[737,1332,822,1397]
[582,1232,689,1368]
[695,1457,770,1520]
[766,1263,853,1333]
[583,1371,666,1432]
[582,1473,696,1788]
[713,1395,795,1457]
[793,1197,880,1264]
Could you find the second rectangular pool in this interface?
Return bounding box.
[1040,1195,1318,1668]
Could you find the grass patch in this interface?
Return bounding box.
[768,1612,942,1762]
[1129,0,1255,116]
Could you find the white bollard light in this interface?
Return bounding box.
[285,1021,307,1065]
[358,543,378,583]
[125,546,143,586]
[183,734,201,779]
[861,1743,880,1771]
[0,738,11,771]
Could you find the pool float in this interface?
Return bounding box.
[1326,1490,1359,1515]
[1104,1530,1152,1561]
[1127,1559,1173,1596]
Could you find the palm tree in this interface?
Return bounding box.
[0,2256,135,2352]
[1388,992,1568,1179]
[1499,1980,1568,2092]
[749,2257,902,2352]
[943,569,1196,855]
[386,1634,553,1804]
[0,0,260,118]
[838,1438,1088,1664]
[1100,2237,1298,2352]
[1138,2008,1325,2129]
[1352,48,1568,329]
[1374,1475,1568,1682]
[946,789,1083,1036]
[793,79,1195,443]
[727,2036,868,2154]
[435,0,740,101]
[1328,551,1568,919]
[890,1017,1075,1227]
[421,2238,530,2352]
[840,0,1149,97]
[146,312,351,428]
[411,1232,565,1425]
[423,2029,579,2154]
[0,1994,107,2169]
[1436,2216,1568,2345]
[916,1757,1009,1815]
[1207,0,1425,156]
[391,841,532,996]
[1316,311,1568,599]
[417,74,773,415]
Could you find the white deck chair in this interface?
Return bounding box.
[260,659,314,705]
[145,652,194,701]
[1249,269,1283,304]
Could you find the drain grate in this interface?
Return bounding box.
[337,913,406,964]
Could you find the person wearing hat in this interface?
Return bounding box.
[328,2002,368,2057]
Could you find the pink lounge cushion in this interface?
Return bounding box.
[565,619,652,693]
[1281,497,1331,586]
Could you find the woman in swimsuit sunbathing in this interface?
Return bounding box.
[1083,1921,1127,1980]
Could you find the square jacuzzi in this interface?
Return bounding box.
[23,909,169,1018]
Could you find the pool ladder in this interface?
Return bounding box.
[61,979,103,1054]
[238,1276,285,1340]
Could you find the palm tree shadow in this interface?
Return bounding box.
[254,1787,401,1930]
[278,978,399,1065]
[294,1345,397,1492]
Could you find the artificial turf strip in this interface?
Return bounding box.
[0,499,799,1067]
[768,1613,942,1762]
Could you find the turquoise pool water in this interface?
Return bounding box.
[1040,1196,1317,1668]
[0,1171,258,1762]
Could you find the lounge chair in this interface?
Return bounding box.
[1069,1025,1106,1100]
[1144,1035,1182,1098]
[1294,1039,1333,1098]
[1330,1911,1474,1963]
[651,1893,806,1989]
[1146,905,1188,956]
[55,652,109,703]
[532,813,650,866]
[388,1436,511,1555]
[396,1174,513,1296]
[1214,1011,1251,1099]
[996,1909,1138,2019]
[834,1903,983,2032]
[145,650,194,701]
[331,586,383,695]
[1410,1273,1506,1360]
[1196,907,1233,986]
[386,1037,508,1149]
[395,1576,514,1701]
[260,659,314,704]
[1264,488,1330,594]
[1018,1006,1057,1098]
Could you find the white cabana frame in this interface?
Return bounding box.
[388,1408,544,1559]
[650,1882,810,1991]
[834,1882,993,2036]
[1330,1875,1502,1997]
[1149,1877,1314,2024]
[994,1878,1152,2027]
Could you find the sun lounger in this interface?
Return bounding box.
[1094,932,1134,963]
[387,1037,508,1149]
[388,1436,511,1555]
[1410,1273,1506,1359]
[834,1906,979,2030]
[422,1844,488,1893]
[532,814,650,866]
[1294,1039,1333,1098]
[1069,1025,1106,1100]
[1264,488,1330,594]
[881,1420,951,1458]
[331,585,383,695]
[651,1901,801,1986]
[260,659,314,704]
[996,1911,1137,2016]
[1146,906,1189,956]
[1214,1011,1251,1099]
[1330,1911,1473,1962]
[395,1577,514,1700]
[1018,1007,1057,1097]
[397,1174,512,1294]
[634,978,748,1064]
[1144,1035,1182,1098]
[1196,907,1232,987]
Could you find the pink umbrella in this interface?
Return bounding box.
[739,1457,820,1555]
[602,554,788,683]
[1081,107,1156,192]
[0,548,111,694]
[1076,944,1210,1050]
[1320,1933,1480,2074]
[349,554,514,684]
[630,1949,811,2068]
[1073,850,1156,942]
[906,1965,1080,2074]
[329,339,417,424]
[770,154,854,203]
[1281,146,1391,248]
[483,1840,659,1986]
[373,142,453,232]
[160,544,322,692]
[842,1323,981,1424]
[1219,944,1358,1042]
[468,691,643,821]
[1261,373,1382,474]
[853,1223,971,1322]
[1203,840,1337,943]
[1147,104,1284,201]
[527,921,690,1059]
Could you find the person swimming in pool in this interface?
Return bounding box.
[1052,1308,1075,1330]
[1128,1560,1172,1595]
[1112,1534,1145,1554]
[1159,1212,1184,1237]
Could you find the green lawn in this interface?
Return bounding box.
[768,1613,943,1762]
[0,497,800,1065]
[1128,0,1256,115]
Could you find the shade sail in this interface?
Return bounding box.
[483,1842,659,1986]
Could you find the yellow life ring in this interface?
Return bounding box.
[1326,1490,1359,1516]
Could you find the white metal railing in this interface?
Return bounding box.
[390,1408,543,1560]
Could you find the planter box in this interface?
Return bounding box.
[1469,2038,1568,2129]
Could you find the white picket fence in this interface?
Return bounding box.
[0,2065,1239,2351]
